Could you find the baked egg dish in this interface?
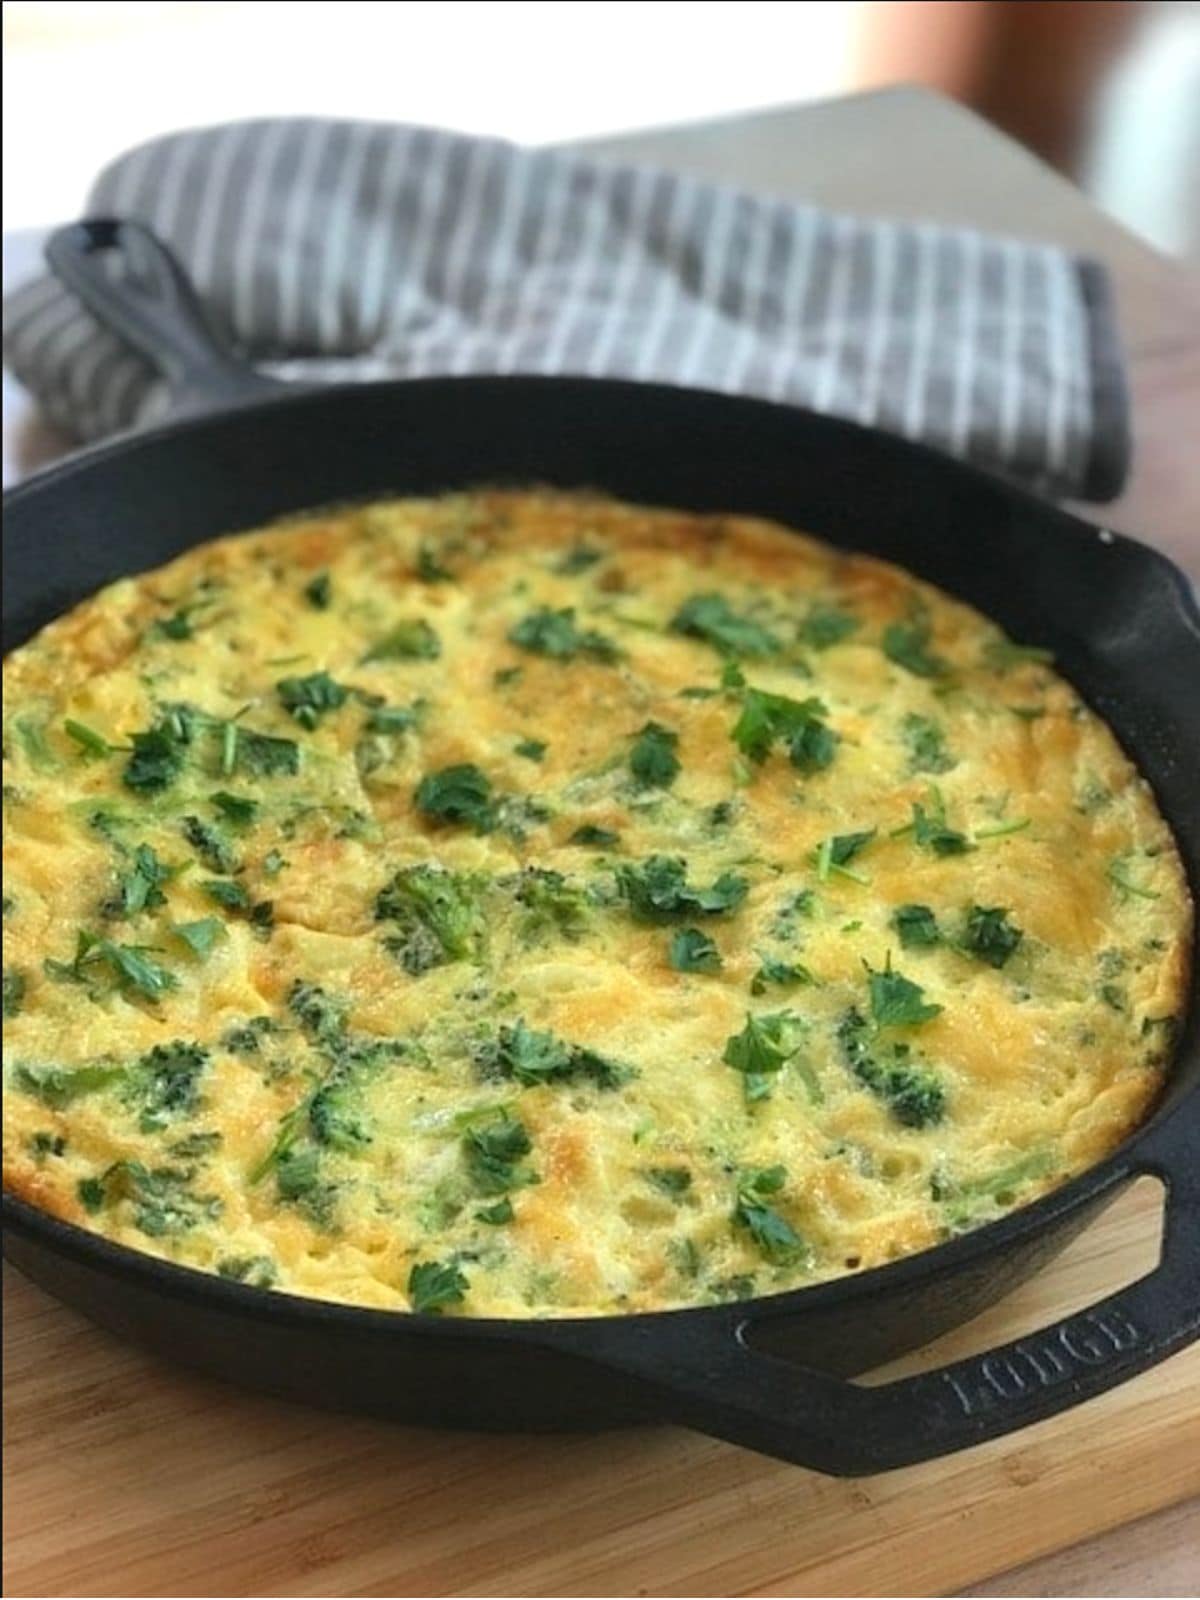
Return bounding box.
[2,490,1190,1318]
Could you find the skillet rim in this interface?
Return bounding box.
[3,372,1197,1337]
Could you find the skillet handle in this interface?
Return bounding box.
[44,218,291,419]
[578,1111,1199,1475]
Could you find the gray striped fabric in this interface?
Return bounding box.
[2,117,1128,499]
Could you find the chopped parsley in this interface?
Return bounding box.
[408,1259,468,1315]
[798,602,858,650]
[901,713,956,775]
[361,618,441,663]
[962,905,1024,968]
[750,955,813,994]
[882,607,948,678]
[303,571,332,609]
[122,722,186,794]
[414,763,496,833]
[669,927,722,974]
[148,607,195,642]
[556,543,605,574]
[722,1010,805,1102]
[202,878,251,912]
[569,823,619,849]
[891,904,942,949]
[3,967,27,1018]
[629,721,680,789]
[172,918,225,959]
[508,606,617,662]
[731,688,835,770]
[514,737,547,762]
[233,727,300,778]
[417,541,453,583]
[364,702,420,737]
[813,829,876,882]
[671,594,781,657]
[489,1019,633,1091]
[181,814,239,874]
[463,1115,536,1195]
[616,855,749,922]
[906,790,972,856]
[867,961,943,1027]
[211,791,259,827]
[105,843,173,919]
[276,670,350,729]
[47,930,178,1002]
[733,1167,806,1264]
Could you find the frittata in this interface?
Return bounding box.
[2,491,1190,1318]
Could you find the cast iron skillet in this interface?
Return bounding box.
[3,220,1198,1476]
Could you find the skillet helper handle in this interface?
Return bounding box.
[44,218,291,419]
[581,1112,1199,1476]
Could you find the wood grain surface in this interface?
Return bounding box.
[5,1181,1197,1598]
[5,87,1199,1597]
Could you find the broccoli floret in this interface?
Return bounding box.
[836,1008,946,1129]
[374,863,487,973]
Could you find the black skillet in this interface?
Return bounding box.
[3,220,1198,1475]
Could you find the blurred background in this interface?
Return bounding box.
[4,0,1199,258]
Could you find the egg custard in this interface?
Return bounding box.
[2,491,1190,1318]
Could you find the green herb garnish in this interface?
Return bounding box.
[672,594,781,657]
[276,671,350,729]
[3,967,27,1018]
[362,619,441,663]
[962,905,1023,968]
[414,763,496,833]
[105,843,173,919]
[867,960,943,1027]
[464,1115,536,1195]
[733,1167,806,1263]
[508,606,617,662]
[616,855,749,922]
[750,955,813,994]
[181,814,239,874]
[211,791,259,827]
[901,713,956,775]
[569,823,619,849]
[882,608,948,678]
[303,571,332,609]
[892,904,942,949]
[630,721,680,789]
[408,1259,468,1314]
[172,918,226,959]
[669,927,722,974]
[798,603,858,650]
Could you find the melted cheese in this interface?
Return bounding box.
[2,491,1190,1317]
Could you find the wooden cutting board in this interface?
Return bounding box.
[4,1178,1197,1599]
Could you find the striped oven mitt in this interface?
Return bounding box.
[3,117,1129,500]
